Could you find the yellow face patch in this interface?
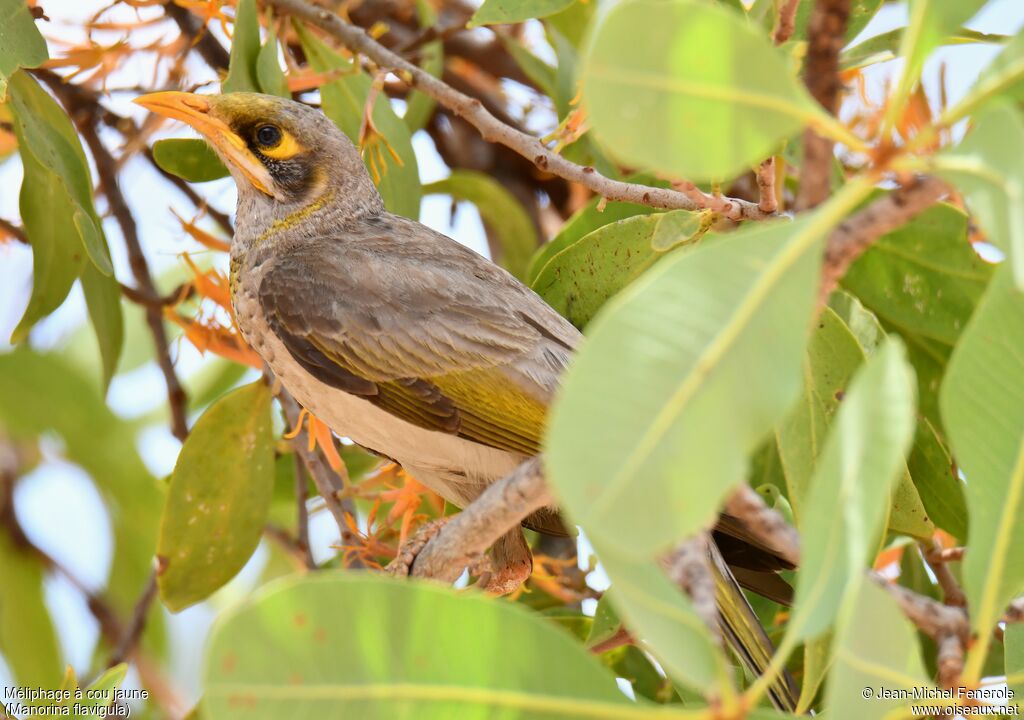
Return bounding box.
[259,129,304,160]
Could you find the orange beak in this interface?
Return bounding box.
[134,91,277,198]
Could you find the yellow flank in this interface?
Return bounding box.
[254,187,335,246]
[259,130,304,160]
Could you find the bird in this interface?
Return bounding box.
[136,91,798,708]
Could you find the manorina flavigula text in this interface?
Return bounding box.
[135,91,798,709]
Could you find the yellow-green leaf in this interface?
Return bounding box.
[152,138,230,182]
[202,574,636,718]
[223,0,261,93]
[532,210,710,328]
[158,381,275,612]
[941,265,1024,681]
[0,0,48,98]
[469,0,576,27]
[546,179,874,556]
[0,532,62,688]
[582,0,819,181]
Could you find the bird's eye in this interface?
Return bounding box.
[255,124,282,148]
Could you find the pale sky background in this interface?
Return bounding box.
[0,0,1022,709]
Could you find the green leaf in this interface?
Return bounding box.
[581,0,818,182]
[152,138,230,182]
[424,171,538,280]
[946,29,1024,123]
[0,532,62,687]
[468,0,576,27]
[941,265,1024,681]
[789,338,916,642]
[9,142,86,341]
[1007,624,1024,700]
[936,103,1024,289]
[54,664,128,718]
[158,382,275,611]
[789,0,883,45]
[0,0,48,98]
[841,201,992,347]
[593,543,728,693]
[527,174,667,284]
[825,580,929,720]
[295,22,421,219]
[906,417,967,540]
[842,27,1010,73]
[533,210,710,328]
[80,261,125,389]
[223,0,261,93]
[601,646,680,704]
[7,70,109,340]
[546,178,874,556]
[586,592,620,648]
[500,35,557,100]
[256,26,289,98]
[202,574,636,718]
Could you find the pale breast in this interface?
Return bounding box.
[232,281,524,508]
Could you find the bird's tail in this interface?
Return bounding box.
[708,541,799,712]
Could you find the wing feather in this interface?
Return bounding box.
[258,224,581,456]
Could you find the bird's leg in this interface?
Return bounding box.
[482,528,533,595]
[384,517,450,578]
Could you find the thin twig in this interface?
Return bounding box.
[293,453,316,569]
[108,569,159,667]
[265,0,775,221]
[920,539,967,607]
[0,217,27,244]
[276,385,365,569]
[410,457,551,583]
[773,0,802,45]
[819,176,948,306]
[164,0,230,72]
[796,0,850,211]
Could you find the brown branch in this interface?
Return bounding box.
[723,485,801,567]
[276,385,365,569]
[108,569,158,667]
[589,627,634,655]
[819,176,948,306]
[936,632,965,690]
[662,533,722,644]
[756,158,779,214]
[0,217,28,244]
[869,572,970,641]
[293,453,315,569]
[164,0,230,72]
[39,72,190,441]
[920,539,967,607]
[773,0,802,45]
[410,457,552,583]
[796,0,850,211]
[265,0,775,221]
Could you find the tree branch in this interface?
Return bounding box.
[819,176,948,306]
[869,572,970,641]
[265,0,775,221]
[0,217,27,244]
[662,533,722,644]
[410,457,551,583]
[796,0,850,211]
[773,0,802,45]
[723,485,801,567]
[276,386,365,569]
[164,0,230,73]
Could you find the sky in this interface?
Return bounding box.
[1,0,1023,708]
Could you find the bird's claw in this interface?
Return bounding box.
[383,517,450,578]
